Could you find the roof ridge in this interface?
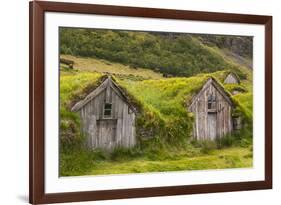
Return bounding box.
[71,75,137,112]
[188,77,234,110]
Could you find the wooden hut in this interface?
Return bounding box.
[188,78,234,140]
[71,76,137,151]
[224,72,240,84]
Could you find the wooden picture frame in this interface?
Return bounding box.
[29,1,272,204]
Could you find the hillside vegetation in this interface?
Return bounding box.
[60,54,163,80]
[60,68,253,176]
[62,146,252,176]
[196,34,253,59]
[60,28,251,77]
[59,28,253,176]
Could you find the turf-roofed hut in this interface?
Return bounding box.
[188,77,235,140]
[224,72,240,84]
[72,76,137,151]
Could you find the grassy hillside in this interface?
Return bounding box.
[59,28,253,176]
[59,68,253,176]
[60,69,252,147]
[60,28,251,78]
[195,34,253,59]
[60,54,163,80]
[118,71,252,140]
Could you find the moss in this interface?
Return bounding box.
[59,68,253,176]
[59,72,104,151]
[60,69,252,147]
[224,84,247,93]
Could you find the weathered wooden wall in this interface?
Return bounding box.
[79,80,136,151]
[189,80,233,140]
[224,73,239,84]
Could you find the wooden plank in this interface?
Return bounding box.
[105,82,110,103]
[207,113,217,140]
[189,77,233,110]
[224,73,239,84]
[195,100,199,139]
[92,115,97,148]
[123,104,128,147]
[189,81,235,140]
[116,118,122,146]
[110,79,137,113]
[131,114,136,146]
[75,77,137,150]
[71,78,109,111]
[111,92,115,118]
[87,115,96,149]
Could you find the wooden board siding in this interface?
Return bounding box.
[207,113,217,140]
[77,78,136,151]
[189,79,233,140]
[224,73,239,84]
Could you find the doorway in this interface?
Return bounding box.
[97,119,117,150]
[207,112,217,140]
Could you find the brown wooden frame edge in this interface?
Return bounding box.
[29,1,272,204]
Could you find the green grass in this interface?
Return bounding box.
[59,58,253,177]
[60,54,163,80]
[60,71,103,146]
[61,147,253,176]
[116,70,252,142]
[232,92,253,120]
[60,71,102,105]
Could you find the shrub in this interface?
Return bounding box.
[195,140,217,154]
[59,28,246,77]
[240,138,252,148]
[59,68,253,176]
[60,148,95,176]
[110,147,143,161]
[232,127,253,148]
[91,149,109,161]
[216,134,236,149]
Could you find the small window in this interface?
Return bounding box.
[103,103,112,118]
[207,94,216,109]
[208,96,212,109]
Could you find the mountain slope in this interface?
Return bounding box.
[60,54,163,80]
[60,28,252,78]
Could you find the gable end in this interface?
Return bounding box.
[71,76,137,113]
[188,78,234,110]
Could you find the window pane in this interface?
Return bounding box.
[104,103,112,117]
[104,103,112,109]
[104,109,111,116]
[208,102,212,109]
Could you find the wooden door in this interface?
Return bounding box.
[207,113,217,140]
[97,119,117,150]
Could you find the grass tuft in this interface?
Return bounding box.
[59,64,253,176]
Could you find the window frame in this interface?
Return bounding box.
[208,94,217,110]
[103,102,113,119]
